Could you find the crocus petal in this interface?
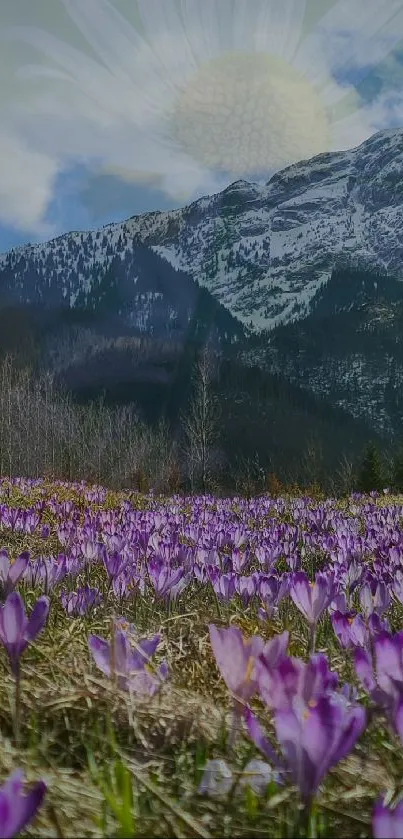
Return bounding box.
[128,668,161,696]
[209,624,263,701]
[0,592,26,644]
[0,771,46,839]
[25,596,50,642]
[260,631,289,668]
[354,648,376,693]
[373,797,403,839]
[394,698,403,746]
[9,553,29,585]
[0,551,10,585]
[113,629,130,676]
[239,759,280,795]
[244,708,283,769]
[130,634,160,670]
[88,635,111,677]
[11,780,47,838]
[198,760,233,797]
[0,793,13,839]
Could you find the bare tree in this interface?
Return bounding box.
[333,452,355,497]
[180,345,221,494]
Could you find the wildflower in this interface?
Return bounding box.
[331,611,369,650]
[198,760,233,798]
[88,627,167,696]
[373,797,403,838]
[209,624,264,704]
[0,551,29,600]
[274,692,366,803]
[0,769,46,839]
[61,586,102,616]
[290,572,335,627]
[0,592,50,677]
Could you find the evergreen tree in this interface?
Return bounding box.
[357,442,384,493]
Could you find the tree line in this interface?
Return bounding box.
[0,350,398,498]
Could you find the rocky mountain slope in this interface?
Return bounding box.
[242,265,403,438]
[2,127,403,335]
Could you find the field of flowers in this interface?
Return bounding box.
[1,477,403,837]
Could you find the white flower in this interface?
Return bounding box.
[198,759,233,797]
[238,758,281,795]
[2,0,403,224]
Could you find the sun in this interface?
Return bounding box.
[171,52,331,176]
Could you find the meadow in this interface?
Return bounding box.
[1,477,403,838]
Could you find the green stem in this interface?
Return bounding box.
[212,585,222,620]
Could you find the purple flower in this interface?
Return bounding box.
[0,769,46,839]
[148,560,187,601]
[274,693,366,802]
[257,652,338,712]
[103,550,128,582]
[0,592,50,677]
[61,586,103,616]
[373,797,403,838]
[374,632,403,701]
[0,551,29,600]
[209,624,264,704]
[88,628,167,695]
[354,631,403,739]
[244,708,285,771]
[290,572,334,626]
[331,611,369,650]
[360,580,390,618]
[212,573,236,602]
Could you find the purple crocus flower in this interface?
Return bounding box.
[88,628,167,695]
[274,692,366,803]
[331,611,369,650]
[0,769,47,839]
[61,586,103,616]
[0,592,50,677]
[212,573,236,602]
[360,580,390,618]
[373,797,403,838]
[257,652,338,712]
[0,551,29,600]
[148,560,187,601]
[103,550,128,583]
[209,624,264,704]
[354,631,403,739]
[290,572,335,626]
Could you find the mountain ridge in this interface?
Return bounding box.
[2,126,403,335]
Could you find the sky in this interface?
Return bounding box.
[2,0,403,252]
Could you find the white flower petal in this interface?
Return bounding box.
[238,758,279,795]
[198,759,233,797]
[295,0,403,98]
[252,0,306,60]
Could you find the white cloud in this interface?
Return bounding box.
[0,129,58,235]
[332,87,403,150]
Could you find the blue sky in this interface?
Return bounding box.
[1,0,403,253]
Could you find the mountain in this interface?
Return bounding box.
[2,126,403,336]
[242,264,403,439]
[1,126,403,442]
